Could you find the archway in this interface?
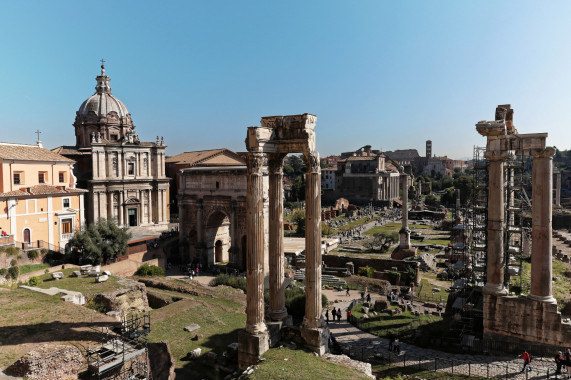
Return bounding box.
[205,211,231,265]
[215,240,223,262]
[23,228,31,245]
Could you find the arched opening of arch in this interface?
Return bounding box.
[205,211,230,265]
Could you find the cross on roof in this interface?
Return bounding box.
[100,58,105,66]
[35,130,41,141]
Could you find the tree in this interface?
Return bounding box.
[283,164,294,176]
[291,176,306,201]
[66,219,131,265]
[424,194,439,207]
[453,175,475,205]
[364,231,399,252]
[292,210,306,236]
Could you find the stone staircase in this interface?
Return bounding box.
[294,269,347,287]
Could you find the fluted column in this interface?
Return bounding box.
[556,171,561,207]
[268,153,287,321]
[483,151,508,296]
[398,171,411,249]
[530,147,557,303]
[230,200,238,265]
[244,152,267,335]
[303,151,322,329]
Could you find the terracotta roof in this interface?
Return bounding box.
[0,143,75,162]
[0,185,87,198]
[166,148,245,166]
[52,146,91,155]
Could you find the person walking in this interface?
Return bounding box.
[337,307,342,321]
[331,308,337,322]
[346,287,350,297]
[555,351,564,374]
[519,350,531,372]
[366,293,371,303]
[325,309,330,324]
[346,309,351,321]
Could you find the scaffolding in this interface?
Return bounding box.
[470,146,488,288]
[503,150,526,292]
[86,313,152,380]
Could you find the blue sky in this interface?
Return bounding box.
[1,1,570,159]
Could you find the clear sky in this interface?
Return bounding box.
[1,1,570,159]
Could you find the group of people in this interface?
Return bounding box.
[324,307,345,324]
[520,348,571,374]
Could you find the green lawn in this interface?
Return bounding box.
[18,263,50,275]
[34,268,123,295]
[351,303,442,337]
[363,223,402,236]
[251,347,372,380]
[416,279,449,304]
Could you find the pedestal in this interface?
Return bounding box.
[300,324,330,356]
[238,330,269,370]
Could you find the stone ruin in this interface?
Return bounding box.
[476,104,571,348]
[238,113,329,369]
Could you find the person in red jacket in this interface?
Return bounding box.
[519,350,531,372]
[555,351,564,374]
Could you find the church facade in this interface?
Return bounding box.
[54,64,169,229]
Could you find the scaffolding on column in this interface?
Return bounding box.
[503,148,528,293]
[470,146,488,288]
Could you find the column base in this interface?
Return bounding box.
[529,294,558,304]
[300,325,330,356]
[268,308,288,322]
[391,247,417,260]
[483,282,508,296]
[238,329,269,370]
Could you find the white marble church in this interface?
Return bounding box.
[54,63,169,229]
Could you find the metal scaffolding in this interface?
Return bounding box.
[86,313,152,380]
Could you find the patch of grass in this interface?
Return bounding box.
[363,223,402,236]
[251,347,372,380]
[416,279,449,304]
[35,268,122,296]
[18,263,50,275]
[0,288,115,369]
[148,295,246,379]
[422,239,451,245]
[351,304,441,337]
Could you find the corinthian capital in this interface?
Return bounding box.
[305,151,320,174]
[244,152,265,176]
[484,151,509,162]
[531,147,556,159]
[267,153,286,175]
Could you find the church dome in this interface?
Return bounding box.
[74,63,135,147]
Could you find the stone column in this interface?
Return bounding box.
[196,198,204,261]
[244,152,267,335]
[303,151,322,330]
[556,171,561,207]
[483,151,508,296]
[230,200,238,264]
[268,153,287,321]
[530,147,557,303]
[300,151,328,355]
[238,152,268,370]
[399,172,411,248]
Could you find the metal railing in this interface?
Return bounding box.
[344,347,567,379]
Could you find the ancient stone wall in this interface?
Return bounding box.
[484,294,571,348]
[322,255,415,274]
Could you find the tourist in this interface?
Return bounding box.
[388,334,394,351]
[337,307,342,321]
[325,309,329,324]
[366,293,371,303]
[346,309,351,321]
[331,308,337,322]
[360,290,365,301]
[346,287,350,297]
[555,351,564,374]
[519,350,531,372]
[565,348,571,367]
[394,338,400,354]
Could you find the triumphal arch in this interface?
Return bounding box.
[238,114,329,369]
[476,105,571,348]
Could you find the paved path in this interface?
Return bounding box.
[323,292,568,379]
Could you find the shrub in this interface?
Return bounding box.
[40,248,48,255]
[358,266,375,278]
[44,269,50,274]
[284,287,328,321]
[0,268,7,277]
[6,247,19,256]
[7,266,19,280]
[134,264,165,277]
[210,274,247,292]
[10,259,17,267]
[27,276,41,286]
[27,250,40,260]
[385,270,401,285]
